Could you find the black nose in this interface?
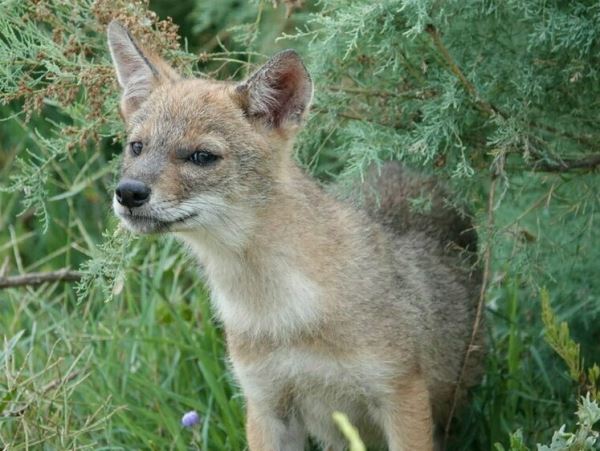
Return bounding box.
[115,179,151,208]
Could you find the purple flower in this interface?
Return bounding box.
[181,410,200,428]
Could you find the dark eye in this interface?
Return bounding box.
[130,141,143,156]
[188,150,220,166]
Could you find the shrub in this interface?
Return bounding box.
[1,0,599,449]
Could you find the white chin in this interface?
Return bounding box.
[113,202,166,234]
[119,215,168,234]
[112,196,201,234]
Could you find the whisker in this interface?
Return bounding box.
[130,195,251,247]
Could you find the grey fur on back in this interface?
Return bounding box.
[359,162,478,258]
[348,161,484,425]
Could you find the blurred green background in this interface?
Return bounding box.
[1,0,599,449]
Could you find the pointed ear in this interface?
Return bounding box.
[107,21,179,119]
[235,50,313,129]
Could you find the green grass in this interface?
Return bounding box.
[0,112,245,446]
[2,0,600,449]
[1,233,245,449]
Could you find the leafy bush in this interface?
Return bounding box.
[497,394,600,451]
[1,0,599,449]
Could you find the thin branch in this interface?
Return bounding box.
[328,85,437,100]
[338,111,407,130]
[529,121,598,149]
[0,269,82,289]
[444,175,497,446]
[530,153,600,172]
[311,107,408,130]
[198,30,231,55]
[426,25,505,119]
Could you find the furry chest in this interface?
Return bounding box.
[231,346,391,446]
[208,264,323,340]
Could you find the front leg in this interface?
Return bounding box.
[377,373,434,451]
[246,399,306,451]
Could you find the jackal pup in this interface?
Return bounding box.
[108,21,483,451]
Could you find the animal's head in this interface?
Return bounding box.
[107,21,312,241]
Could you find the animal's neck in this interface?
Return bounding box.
[177,176,331,341]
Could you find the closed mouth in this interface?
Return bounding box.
[120,211,197,230]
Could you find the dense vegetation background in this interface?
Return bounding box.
[1,0,599,449]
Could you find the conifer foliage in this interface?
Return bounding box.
[0,0,599,449]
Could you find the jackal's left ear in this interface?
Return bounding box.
[107,21,179,119]
[235,50,313,129]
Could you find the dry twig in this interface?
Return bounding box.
[531,153,600,172]
[444,174,497,446]
[0,269,81,289]
[426,25,504,119]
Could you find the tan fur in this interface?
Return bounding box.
[378,373,434,450]
[108,21,484,451]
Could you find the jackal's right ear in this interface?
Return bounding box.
[107,21,178,119]
[235,49,313,130]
